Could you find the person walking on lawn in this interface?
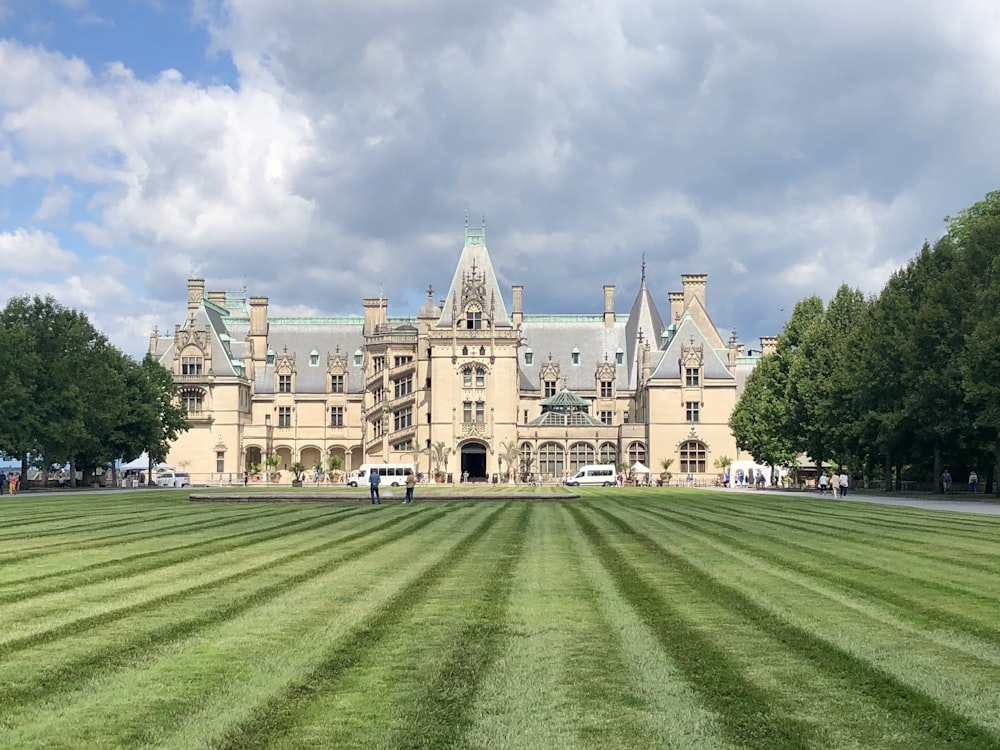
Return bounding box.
[404,470,416,503]
[369,469,381,504]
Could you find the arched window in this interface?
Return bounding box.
[569,442,595,471]
[599,442,617,464]
[462,346,469,356]
[679,441,706,473]
[538,442,564,479]
[627,441,646,465]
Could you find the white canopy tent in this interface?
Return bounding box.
[120,453,173,473]
[631,461,652,475]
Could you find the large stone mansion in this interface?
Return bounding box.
[150,224,773,483]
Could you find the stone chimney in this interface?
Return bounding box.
[187,278,205,319]
[511,285,523,327]
[668,292,684,323]
[760,336,777,356]
[363,297,388,336]
[207,290,226,307]
[681,274,707,311]
[249,296,269,364]
[603,285,615,328]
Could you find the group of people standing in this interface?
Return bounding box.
[368,469,416,504]
[817,471,851,498]
[941,469,979,493]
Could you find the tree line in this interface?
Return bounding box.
[0,296,189,487]
[730,190,1000,493]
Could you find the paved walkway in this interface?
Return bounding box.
[705,485,1000,516]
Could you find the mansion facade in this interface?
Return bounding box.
[150,225,774,483]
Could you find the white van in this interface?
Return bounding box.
[348,463,415,487]
[564,465,616,487]
[154,471,191,488]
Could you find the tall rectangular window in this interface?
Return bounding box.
[686,401,700,423]
[394,377,412,399]
[183,391,203,413]
[475,401,485,423]
[475,368,485,388]
[394,407,412,431]
[463,370,473,388]
[216,451,225,473]
[278,374,292,393]
[463,401,473,423]
[330,374,344,393]
[278,406,292,427]
[373,356,384,373]
[600,380,613,398]
[544,379,557,397]
[685,367,700,387]
[330,406,344,427]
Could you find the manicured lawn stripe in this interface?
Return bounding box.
[0,505,463,719]
[593,503,1000,748]
[0,506,363,604]
[370,503,531,749]
[213,503,512,750]
[568,503,820,749]
[0,505,456,658]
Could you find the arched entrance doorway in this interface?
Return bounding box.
[461,441,488,481]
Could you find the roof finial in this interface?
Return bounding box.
[464,204,469,227]
[427,284,434,298]
[641,252,646,281]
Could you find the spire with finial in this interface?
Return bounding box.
[427,284,434,298]
[641,252,646,282]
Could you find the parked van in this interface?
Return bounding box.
[154,471,191,488]
[348,463,415,487]
[564,465,616,487]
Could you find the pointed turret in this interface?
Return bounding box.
[625,255,665,387]
[436,224,512,329]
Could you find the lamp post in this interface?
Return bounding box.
[444,451,450,484]
[498,455,503,485]
[264,414,273,484]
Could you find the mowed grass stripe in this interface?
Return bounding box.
[0,504,462,716]
[377,504,531,749]
[0,505,457,659]
[625,502,1000,731]
[214,503,513,750]
[1,507,486,749]
[559,504,731,749]
[269,504,534,750]
[705,493,998,543]
[702,496,1000,567]
[459,504,656,750]
[664,502,1000,625]
[644,503,1000,648]
[0,506,363,603]
[593,503,1000,748]
[0,505,287,562]
[568,503,820,749]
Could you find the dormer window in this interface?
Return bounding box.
[181,355,203,376]
[544,379,557,397]
[309,350,319,366]
[466,311,482,330]
[571,348,580,366]
[353,349,363,367]
[615,349,624,366]
[266,349,275,366]
[524,349,533,365]
[278,374,292,393]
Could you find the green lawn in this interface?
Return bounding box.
[2,489,1000,749]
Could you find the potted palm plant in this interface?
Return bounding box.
[659,458,674,486]
[290,462,306,487]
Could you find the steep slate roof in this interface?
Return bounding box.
[518,317,630,392]
[624,266,665,389]
[437,224,512,328]
[253,321,367,394]
[648,314,735,381]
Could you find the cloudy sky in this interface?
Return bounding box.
[1,0,998,358]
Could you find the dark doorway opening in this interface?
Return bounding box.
[461,441,488,480]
